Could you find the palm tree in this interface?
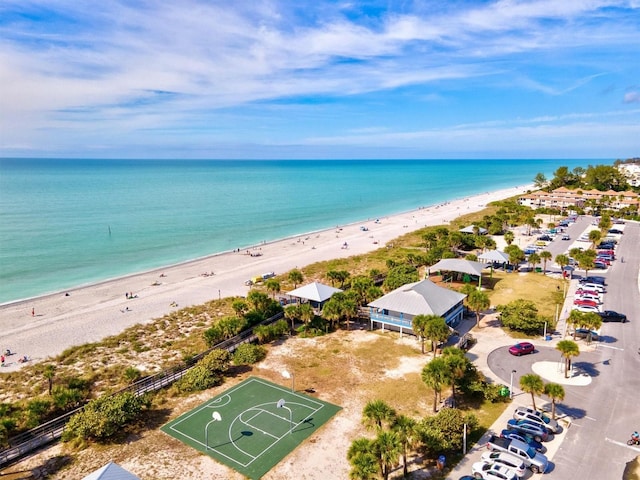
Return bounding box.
[284,304,300,332]
[392,414,418,478]
[288,269,304,289]
[342,298,359,331]
[503,231,515,245]
[544,383,565,420]
[539,251,552,275]
[468,290,490,328]
[555,253,570,271]
[265,279,281,299]
[588,229,602,249]
[412,314,430,354]
[347,438,378,480]
[519,373,544,410]
[374,430,402,480]
[321,298,342,331]
[43,364,56,395]
[362,399,396,431]
[527,252,541,271]
[421,357,449,412]
[231,299,248,317]
[424,315,450,356]
[556,340,580,378]
[442,347,468,406]
[298,303,315,327]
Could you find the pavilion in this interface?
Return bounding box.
[286,281,343,311]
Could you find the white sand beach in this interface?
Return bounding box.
[0,185,531,371]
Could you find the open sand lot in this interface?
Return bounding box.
[0,185,531,370]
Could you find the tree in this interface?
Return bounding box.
[442,347,469,406]
[555,253,570,272]
[504,244,525,268]
[556,340,580,378]
[347,438,378,480]
[424,316,450,356]
[422,357,449,413]
[231,299,248,317]
[588,229,602,249]
[533,172,548,189]
[298,303,315,327]
[519,373,544,410]
[321,298,342,331]
[43,364,56,396]
[288,269,304,288]
[284,304,300,332]
[503,231,515,245]
[527,252,541,271]
[374,430,402,480]
[350,276,374,306]
[496,299,547,334]
[362,399,396,431]
[392,415,418,478]
[539,251,552,275]
[412,314,430,354]
[383,264,419,291]
[467,290,490,328]
[265,279,281,299]
[342,298,359,331]
[544,383,565,420]
[575,249,596,278]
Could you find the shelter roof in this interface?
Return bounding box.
[478,250,509,263]
[368,279,465,316]
[429,258,486,276]
[287,282,343,302]
[459,225,488,235]
[82,462,140,480]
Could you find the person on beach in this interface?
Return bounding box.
[31,307,35,317]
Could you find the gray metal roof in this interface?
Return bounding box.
[287,282,343,302]
[430,258,486,276]
[478,250,509,263]
[368,279,466,316]
[82,462,140,480]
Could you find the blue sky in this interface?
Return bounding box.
[1,0,639,159]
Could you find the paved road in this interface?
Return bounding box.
[447,217,640,479]
[550,219,640,479]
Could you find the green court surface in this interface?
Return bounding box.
[161,376,342,479]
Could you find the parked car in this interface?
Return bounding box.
[513,406,560,433]
[580,276,607,286]
[575,289,602,298]
[471,461,519,480]
[571,328,599,341]
[573,298,599,307]
[599,310,627,323]
[608,228,624,235]
[561,234,570,240]
[537,235,553,242]
[580,283,606,293]
[573,305,602,313]
[499,430,546,453]
[506,419,549,442]
[508,342,535,356]
[574,294,602,304]
[480,452,526,477]
[598,242,616,250]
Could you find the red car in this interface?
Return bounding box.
[509,342,535,356]
[574,298,598,307]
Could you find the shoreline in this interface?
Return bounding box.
[0,184,532,371]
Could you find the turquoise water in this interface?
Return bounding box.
[0,158,591,303]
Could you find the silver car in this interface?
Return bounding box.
[513,406,560,433]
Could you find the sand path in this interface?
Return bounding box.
[0,185,530,370]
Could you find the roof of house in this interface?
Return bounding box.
[459,225,488,234]
[287,281,343,302]
[368,279,465,317]
[82,462,140,480]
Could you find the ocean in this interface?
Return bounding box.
[0,158,592,304]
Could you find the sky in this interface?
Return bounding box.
[1,0,639,160]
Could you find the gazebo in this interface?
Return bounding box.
[459,225,488,235]
[286,282,343,311]
[82,462,141,480]
[428,258,486,287]
[478,250,509,264]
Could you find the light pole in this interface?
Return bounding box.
[282,369,294,392]
[205,411,222,450]
[277,399,293,434]
[510,370,517,399]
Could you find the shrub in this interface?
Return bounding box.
[233,344,267,365]
[174,349,231,393]
[62,392,148,442]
